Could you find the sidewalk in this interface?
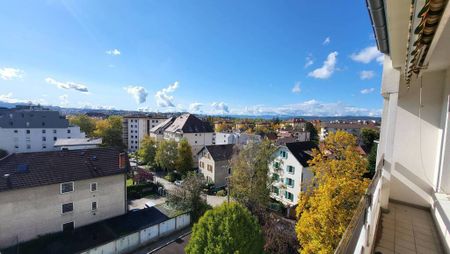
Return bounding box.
[131,226,192,254]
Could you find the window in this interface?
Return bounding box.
[285,178,295,187]
[42,145,46,149]
[61,182,74,193]
[207,164,213,172]
[54,137,57,141]
[280,150,288,159]
[90,183,97,192]
[26,144,31,149]
[42,137,46,141]
[26,130,30,134]
[14,130,18,133]
[272,186,279,195]
[42,129,46,134]
[91,201,97,211]
[287,165,295,174]
[53,129,57,134]
[273,161,280,169]
[272,173,279,181]
[285,191,294,201]
[67,129,71,134]
[62,222,74,232]
[62,203,73,213]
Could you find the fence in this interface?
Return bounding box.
[80,213,190,254]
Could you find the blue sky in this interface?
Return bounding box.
[0,0,384,116]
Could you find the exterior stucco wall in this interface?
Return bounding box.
[0,174,126,248]
[390,70,446,207]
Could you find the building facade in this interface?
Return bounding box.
[122,114,168,152]
[214,132,262,146]
[198,144,234,187]
[268,141,316,217]
[0,148,127,248]
[0,107,85,153]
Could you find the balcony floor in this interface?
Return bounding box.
[374,202,444,254]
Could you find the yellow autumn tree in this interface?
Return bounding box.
[295,131,369,254]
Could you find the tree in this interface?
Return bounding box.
[296,131,369,253]
[166,173,208,221]
[155,139,178,171]
[262,213,299,254]
[93,116,124,149]
[0,149,8,159]
[176,138,193,175]
[133,168,154,184]
[230,139,276,211]
[137,135,157,166]
[360,128,379,150]
[305,122,319,144]
[68,115,96,137]
[367,144,377,178]
[185,202,264,254]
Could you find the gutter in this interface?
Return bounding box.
[366,0,389,54]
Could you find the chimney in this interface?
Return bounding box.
[119,153,127,170]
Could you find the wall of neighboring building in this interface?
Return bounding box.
[268,147,306,207]
[198,151,215,184]
[0,126,84,153]
[0,174,126,248]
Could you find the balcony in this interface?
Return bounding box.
[334,154,447,254]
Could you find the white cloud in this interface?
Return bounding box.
[308,51,338,79]
[106,49,121,56]
[235,100,381,117]
[323,37,331,45]
[211,102,229,114]
[155,81,179,107]
[0,68,24,80]
[292,82,301,93]
[45,77,89,93]
[77,102,114,110]
[361,88,375,94]
[59,94,69,106]
[0,93,47,105]
[359,70,375,80]
[189,102,203,112]
[124,86,148,104]
[304,55,314,68]
[351,46,383,64]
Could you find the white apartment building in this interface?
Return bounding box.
[0,107,85,153]
[53,137,102,150]
[163,114,215,164]
[336,1,450,253]
[0,148,128,248]
[122,114,168,152]
[214,132,262,146]
[319,122,378,141]
[268,141,316,217]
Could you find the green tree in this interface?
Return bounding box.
[68,115,96,137]
[155,139,178,171]
[296,131,369,254]
[230,139,276,211]
[360,128,380,150]
[0,149,8,159]
[137,135,157,166]
[367,144,377,178]
[305,122,319,144]
[93,116,124,150]
[176,138,193,175]
[185,202,263,254]
[166,173,209,221]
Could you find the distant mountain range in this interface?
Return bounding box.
[0,101,381,121]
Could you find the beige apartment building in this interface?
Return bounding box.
[0,148,128,248]
[198,144,234,187]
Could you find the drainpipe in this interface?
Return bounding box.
[366,0,389,54]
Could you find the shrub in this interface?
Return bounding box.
[127,182,157,199]
[216,190,227,196]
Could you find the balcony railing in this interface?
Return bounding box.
[334,154,384,254]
